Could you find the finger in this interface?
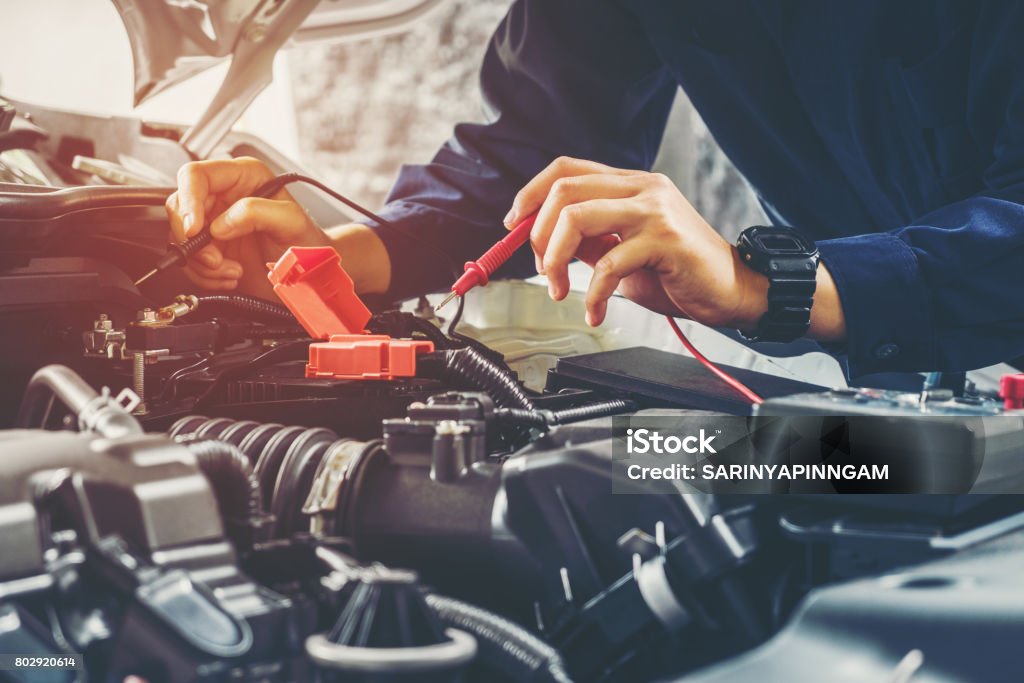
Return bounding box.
[210,197,312,242]
[166,192,187,243]
[507,157,641,227]
[193,244,223,269]
[542,198,643,300]
[167,198,225,266]
[175,157,273,237]
[585,239,655,326]
[187,257,243,280]
[575,234,621,266]
[529,174,645,262]
[183,264,240,291]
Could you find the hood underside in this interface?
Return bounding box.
[111,0,446,158]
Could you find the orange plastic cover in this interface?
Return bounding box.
[267,247,372,339]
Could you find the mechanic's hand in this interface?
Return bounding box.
[504,157,768,329]
[166,157,331,298]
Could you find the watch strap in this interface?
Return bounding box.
[751,272,815,342]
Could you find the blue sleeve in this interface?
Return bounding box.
[816,5,1024,376]
[363,0,676,301]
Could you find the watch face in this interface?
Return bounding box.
[747,228,815,255]
[756,233,805,252]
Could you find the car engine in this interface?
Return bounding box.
[2,93,1024,683]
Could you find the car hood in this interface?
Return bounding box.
[110,0,446,158]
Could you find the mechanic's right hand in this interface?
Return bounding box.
[166,157,331,298]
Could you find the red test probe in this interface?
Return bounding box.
[433,209,762,406]
[434,212,538,311]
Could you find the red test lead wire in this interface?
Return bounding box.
[431,210,762,406]
[435,212,538,311]
[666,316,763,405]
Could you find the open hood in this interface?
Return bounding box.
[111,0,446,159]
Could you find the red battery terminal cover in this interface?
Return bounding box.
[267,246,433,380]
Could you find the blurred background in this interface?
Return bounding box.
[0,0,764,239]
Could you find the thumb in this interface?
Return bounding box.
[210,197,312,242]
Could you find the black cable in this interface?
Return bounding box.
[192,339,312,412]
[418,348,534,410]
[256,172,460,278]
[194,294,295,321]
[493,399,637,427]
[158,355,214,402]
[366,310,453,348]
[139,171,459,287]
[410,316,454,348]
[425,593,574,683]
[446,293,466,338]
[445,292,512,365]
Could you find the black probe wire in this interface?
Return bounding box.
[269,172,461,277]
[136,171,461,286]
[446,292,466,338]
[257,174,473,351]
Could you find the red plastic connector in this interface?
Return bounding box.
[267,247,433,380]
[305,334,431,380]
[999,373,1024,410]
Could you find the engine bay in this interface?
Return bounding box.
[2,97,1024,683]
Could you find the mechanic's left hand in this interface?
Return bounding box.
[504,157,769,329]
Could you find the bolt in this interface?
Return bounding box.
[132,352,147,415]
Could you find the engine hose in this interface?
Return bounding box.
[182,438,263,522]
[425,594,574,683]
[169,415,361,538]
[494,399,637,427]
[194,295,296,321]
[419,348,535,410]
[16,364,142,438]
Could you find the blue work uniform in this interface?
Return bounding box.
[363,0,1024,379]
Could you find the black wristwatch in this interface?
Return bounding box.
[735,226,819,343]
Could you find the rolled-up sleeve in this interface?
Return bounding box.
[362,0,677,301]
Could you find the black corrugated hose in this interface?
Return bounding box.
[418,347,536,410]
[182,437,263,523]
[194,295,296,321]
[425,594,574,683]
[494,399,636,427]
